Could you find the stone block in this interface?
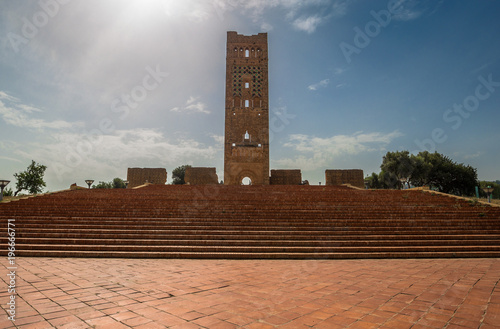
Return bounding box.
[270,170,302,185]
[127,168,167,188]
[185,167,219,185]
[325,169,364,189]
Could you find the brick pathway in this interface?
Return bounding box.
[1,258,499,328]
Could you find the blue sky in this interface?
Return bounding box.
[1,0,499,191]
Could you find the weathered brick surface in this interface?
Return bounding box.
[2,185,500,259]
[185,167,219,185]
[270,169,302,185]
[127,168,167,188]
[325,169,364,188]
[2,258,499,329]
[224,31,269,185]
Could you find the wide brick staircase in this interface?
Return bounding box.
[1,185,499,259]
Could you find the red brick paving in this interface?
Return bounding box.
[1,258,499,328]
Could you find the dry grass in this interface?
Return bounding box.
[475,198,500,206]
[1,195,34,202]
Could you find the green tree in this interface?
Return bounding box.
[93,181,113,189]
[365,172,382,189]
[414,152,477,196]
[378,151,478,196]
[379,170,399,189]
[381,151,414,189]
[92,178,126,189]
[408,153,431,187]
[172,165,191,185]
[112,177,126,189]
[13,160,47,196]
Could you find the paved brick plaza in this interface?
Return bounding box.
[1,258,499,328]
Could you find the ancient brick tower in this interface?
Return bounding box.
[224,31,270,185]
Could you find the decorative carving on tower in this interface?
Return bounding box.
[224,31,270,185]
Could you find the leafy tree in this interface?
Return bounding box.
[172,165,191,185]
[379,170,399,189]
[365,172,382,189]
[494,183,500,199]
[92,177,125,189]
[93,181,113,189]
[412,152,477,196]
[112,177,126,189]
[378,151,478,196]
[381,151,413,189]
[92,178,126,189]
[13,160,47,196]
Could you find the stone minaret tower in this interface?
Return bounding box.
[224,31,269,185]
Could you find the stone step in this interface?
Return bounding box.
[8,244,500,253]
[2,250,500,259]
[1,184,499,259]
[4,237,499,247]
[10,227,500,239]
[9,217,499,226]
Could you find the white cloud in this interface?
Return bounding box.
[333,67,346,75]
[0,156,23,163]
[276,130,403,170]
[210,134,224,146]
[213,0,337,31]
[0,92,83,130]
[331,0,349,17]
[393,10,421,21]
[261,22,274,32]
[293,15,323,33]
[13,127,219,186]
[17,104,43,113]
[454,151,482,160]
[0,91,19,102]
[171,96,210,114]
[391,0,444,21]
[308,79,330,91]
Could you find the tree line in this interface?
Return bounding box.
[366,151,481,197]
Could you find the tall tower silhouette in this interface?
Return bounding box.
[224,31,269,185]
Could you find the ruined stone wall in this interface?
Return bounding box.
[127,168,167,188]
[185,167,219,185]
[325,169,364,189]
[270,170,302,185]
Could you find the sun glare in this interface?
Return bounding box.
[119,0,213,26]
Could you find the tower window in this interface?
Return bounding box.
[245,100,249,107]
[245,82,249,88]
[245,49,249,57]
[244,131,250,140]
